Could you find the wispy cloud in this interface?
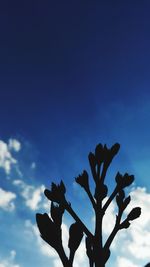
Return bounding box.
[0,188,16,211]
[0,139,21,174]
[0,250,20,267]
[13,180,46,210]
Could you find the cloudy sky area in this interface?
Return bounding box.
[0,1,150,267]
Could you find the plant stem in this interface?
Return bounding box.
[94,201,104,267]
[57,245,71,267]
[65,202,94,240]
[103,186,118,212]
[86,188,96,210]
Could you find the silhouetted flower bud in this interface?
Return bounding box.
[88,152,97,168]
[127,207,141,221]
[51,202,64,227]
[94,184,108,201]
[115,172,122,184]
[116,190,131,211]
[116,189,125,208]
[88,152,97,182]
[115,172,134,188]
[110,143,120,157]
[102,143,120,175]
[95,144,104,164]
[36,213,60,248]
[68,222,83,254]
[44,180,66,204]
[75,170,89,191]
[122,196,131,210]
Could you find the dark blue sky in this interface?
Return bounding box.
[0,3,150,266]
[0,1,150,161]
[0,1,150,180]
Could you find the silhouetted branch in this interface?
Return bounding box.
[36,142,141,267]
[65,201,94,240]
[103,186,118,212]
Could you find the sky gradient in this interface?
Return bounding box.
[0,1,150,267]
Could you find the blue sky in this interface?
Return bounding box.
[0,1,150,267]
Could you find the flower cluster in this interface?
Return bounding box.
[44,180,66,204]
[36,142,141,267]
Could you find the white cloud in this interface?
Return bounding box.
[0,250,20,267]
[0,188,16,211]
[8,139,21,152]
[13,180,46,210]
[119,187,150,261]
[25,219,58,258]
[0,139,20,174]
[25,219,88,267]
[25,185,45,210]
[102,186,150,266]
[116,256,139,267]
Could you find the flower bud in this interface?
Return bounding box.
[75,170,89,191]
[127,207,141,221]
[68,222,83,252]
[50,202,64,226]
[44,181,66,204]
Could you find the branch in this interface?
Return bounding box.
[104,207,122,250]
[57,245,70,267]
[64,202,94,240]
[86,188,96,210]
[102,186,118,212]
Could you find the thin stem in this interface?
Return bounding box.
[104,208,122,251]
[94,198,104,267]
[65,202,94,240]
[103,186,118,212]
[100,165,107,183]
[86,188,96,210]
[97,163,101,180]
[57,246,70,267]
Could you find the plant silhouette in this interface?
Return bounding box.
[36,143,141,267]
